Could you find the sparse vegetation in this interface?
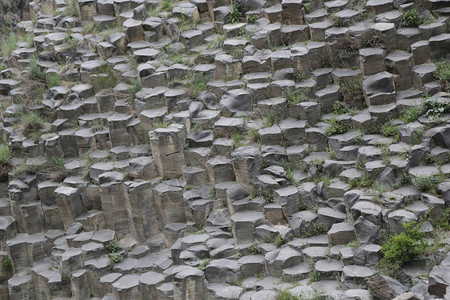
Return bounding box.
[105,240,120,253]
[360,29,384,48]
[228,0,245,24]
[339,78,365,109]
[400,9,430,27]
[108,253,122,265]
[381,122,399,140]
[2,257,12,271]
[326,116,349,136]
[424,98,450,122]
[91,65,119,91]
[30,58,46,81]
[20,113,44,137]
[47,74,61,88]
[434,59,450,91]
[275,235,286,248]
[283,88,310,105]
[249,244,262,255]
[0,145,12,166]
[400,105,423,123]
[410,175,443,193]
[197,258,211,271]
[378,222,427,277]
[183,73,208,98]
[0,32,18,57]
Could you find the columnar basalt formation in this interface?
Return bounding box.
[0,0,449,299]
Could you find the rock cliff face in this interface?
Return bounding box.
[0,0,450,299]
[0,0,31,31]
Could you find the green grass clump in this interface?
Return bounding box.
[275,235,286,248]
[106,240,120,253]
[0,32,18,57]
[184,74,208,98]
[379,222,427,277]
[360,28,384,48]
[434,59,450,90]
[277,290,301,300]
[381,122,399,140]
[400,9,430,27]
[21,113,44,133]
[283,88,310,105]
[228,0,245,24]
[400,105,423,123]
[326,116,349,136]
[0,145,12,165]
[339,78,365,109]
[249,244,262,255]
[424,98,450,121]
[108,253,122,265]
[30,58,46,81]
[410,175,443,193]
[2,257,12,271]
[47,73,61,87]
[197,258,211,271]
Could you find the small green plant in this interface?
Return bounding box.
[197,258,211,271]
[90,119,104,132]
[326,116,349,136]
[183,73,208,98]
[434,59,450,91]
[228,0,245,24]
[360,28,384,48]
[349,175,374,188]
[275,235,286,248]
[127,78,141,95]
[246,129,260,143]
[0,63,4,72]
[247,14,259,24]
[108,253,122,265]
[105,240,120,253]
[327,148,337,159]
[255,270,265,281]
[155,121,168,128]
[0,32,18,57]
[339,78,365,109]
[400,105,423,123]
[194,229,205,234]
[20,112,44,136]
[67,289,73,297]
[332,102,346,115]
[346,240,360,249]
[61,0,79,17]
[381,122,399,140]
[400,9,430,27]
[283,88,310,104]
[30,58,46,81]
[0,144,12,165]
[284,165,295,183]
[308,271,321,283]
[233,133,245,148]
[234,251,243,260]
[2,257,12,271]
[47,73,61,87]
[263,113,280,127]
[277,290,301,300]
[91,64,119,91]
[433,208,450,231]
[249,244,262,255]
[424,99,450,121]
[379,222,427,277]
[410,175,443,193]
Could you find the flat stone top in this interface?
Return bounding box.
[328,222,355,234]
[100,272,123,284]
[343,265,376,277]
[230,211,265,222]
[54,186,78,196]
[112,274,141,290]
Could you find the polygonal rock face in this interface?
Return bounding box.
[2,0,450,298]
